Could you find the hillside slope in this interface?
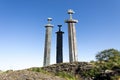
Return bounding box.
[0,62,92,80]
[1,62,119,80]
[0,70,66,80]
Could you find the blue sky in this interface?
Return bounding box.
[0,0,120,70]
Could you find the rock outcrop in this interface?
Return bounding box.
[0,70,66,80]
[42,62,93,79]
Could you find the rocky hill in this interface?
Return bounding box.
[0,62,119,80]
[42,62,92,73]
[0,70,66,80]
[41,62,93,80]
[0,62,92,80]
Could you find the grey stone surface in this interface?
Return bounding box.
[42,62,93,80]
[65,9,78,62]
[0,70,66,80]
[43,18,53,67]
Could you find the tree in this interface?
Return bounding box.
[95,48,120,70]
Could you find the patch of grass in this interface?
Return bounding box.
[28,68,81,80]
[1,68,82,80]
[0,70,3,74]
[27,67,55,76]
[55,72,77,80]
[28,67,47,73]
[4,70,13,73]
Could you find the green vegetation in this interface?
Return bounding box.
[96,48,120,71]
[55,72,78,80]
[28,67,49,74]
[82,48,120,79]
[5,70,13,73]
[28,67,78,80]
